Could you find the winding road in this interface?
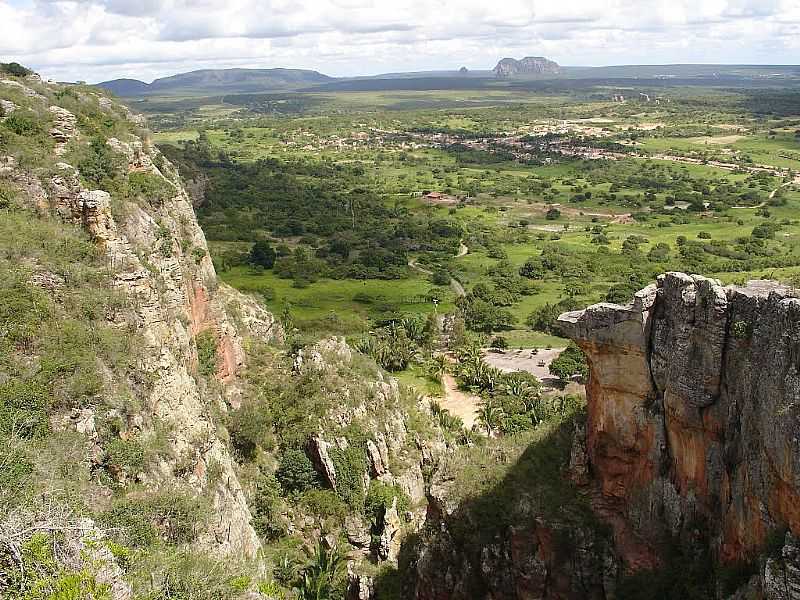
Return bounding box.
[408,241,468,297]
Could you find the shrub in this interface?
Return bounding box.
[329,445,367,509]
[251,473,285,539]
[0,379,49,438]
[78,137,122,186]
[2,113,41,136]
[126,171,173,205]
[228,400,273,460]
[133,549,258,600]
[365,480,410,524]
[102,492,205,547]
[0,443,33,502]
[0,62,33,76]
[549,343,589,382]
[0,279,49,352]
[250,240,277,269]
[2,532,112,600]
[301,488,349,520]
[275,448,320,494]
[490,336,508,349]
[195,330,218,377]
[105,437,146,476]
[731,320,750,339]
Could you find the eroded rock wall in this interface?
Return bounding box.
[558,273,800,569]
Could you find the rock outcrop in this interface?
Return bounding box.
[493,56,560,78]
[409,273,800,599]
[558,272,800,578]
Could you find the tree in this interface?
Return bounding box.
[275,448,319,493]
[249,240,276,269]
[549,343,589,382]
[545,208,561,220]
[477,400,504,436]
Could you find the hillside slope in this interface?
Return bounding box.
[0,71,441,598]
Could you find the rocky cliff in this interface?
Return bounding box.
[1,73,282,592]
[558,272,800,597]
[1,72,446,597]
[493,56,560,78]
[408,273,800,599]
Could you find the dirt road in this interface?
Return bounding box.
[437,373,481,430]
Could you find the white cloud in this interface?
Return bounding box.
[0,0,797,82]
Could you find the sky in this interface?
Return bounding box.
[0,0,798,83]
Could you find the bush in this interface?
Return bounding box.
[0,443,33,502]
[365,481,410,524]
[252,473,285,539]
[549,343,589,382]
[276,448,320,494]
[0,279,49,351]
[250,240,277,269]
[301,488,349,520]
[126,171,173,205]
[490,336,508,350]
[102,492,205,547]
[0,62,32,76]
[1,532,112,600]
[329,445,368,509]
[3,113,41,136]
[228,400,273,460]
[105,437,146,476]
[195,330,218,377]
[0,379,49,438]
[78,137,122,186]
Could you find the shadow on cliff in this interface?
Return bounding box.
[374,403,748,599]
[375,405,619,599]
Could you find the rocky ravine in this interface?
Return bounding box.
[559,272,800,598]
[2,75,450,597]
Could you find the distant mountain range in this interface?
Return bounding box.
[97,60,800,97]
[97,68,333,97]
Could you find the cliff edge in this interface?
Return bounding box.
[559,272,800,596]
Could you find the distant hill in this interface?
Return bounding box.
[97,68,334,97]
[493,57,560,78]
[98,78,151,96]
[560,63,800,79]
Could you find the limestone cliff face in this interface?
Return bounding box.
[559,273,800,577]
[2,77,281,559]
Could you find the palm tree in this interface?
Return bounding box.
[426,354,449,381]
[295,541,345,600]
[477,400,504,437]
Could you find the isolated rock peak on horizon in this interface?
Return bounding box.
[493,56,560,77]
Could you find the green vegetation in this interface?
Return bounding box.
[549,343,589,382]
[195,329,219,376]
[159,83,800,379]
